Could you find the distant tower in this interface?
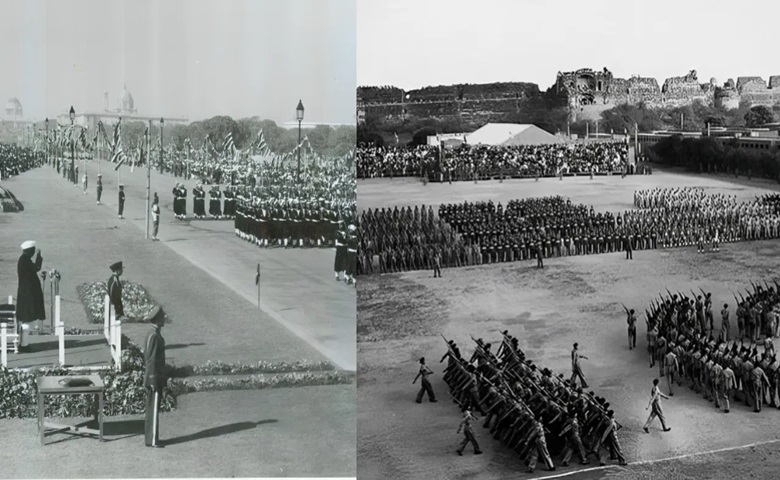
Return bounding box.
[119,83,135,114]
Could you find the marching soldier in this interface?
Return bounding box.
[643,378,671,432]
[627,309,637,350]
[665,345,679,396]
[455,407,482,456]
[721,304,730,342]
[413,357,437,403]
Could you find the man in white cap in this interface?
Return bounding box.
[17,241,46,335]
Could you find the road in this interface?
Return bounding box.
[62,158,355,370]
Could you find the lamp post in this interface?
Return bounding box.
[45,118,49,166]
[159,117,164,173]
[296,100,304,183]
[69,106,76,184]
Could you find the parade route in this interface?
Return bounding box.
[358,171,780,479]
[54,159,355,371]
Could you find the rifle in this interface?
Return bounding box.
[699,287,707,298]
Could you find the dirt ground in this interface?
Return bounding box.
[357,168,780,480]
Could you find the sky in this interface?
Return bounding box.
[358,0,779,91]
[0,0,356,124]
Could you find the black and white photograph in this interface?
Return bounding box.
[0,0,355,478]
[356,1,780,478]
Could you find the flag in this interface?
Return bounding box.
[112,145,127,170]
[222,132,235,156]
[394,132,399,145]
[255,263,260,285]
[111,119,122,156]
[254,129,270,156]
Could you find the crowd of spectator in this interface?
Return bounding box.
[357,142,629,181]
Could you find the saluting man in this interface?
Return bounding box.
[143,305,166,448]
[151,193,161,241]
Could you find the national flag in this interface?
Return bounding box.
[111,119,122,156]
[222,132,235,156]
[255,263,260,285]
[254,129,270,156]
[112,145,127,170]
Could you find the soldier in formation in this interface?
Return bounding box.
[636,282,780,413]
[440,333,626,471]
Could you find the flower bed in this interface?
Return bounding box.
[166,360,335,378]
[170,372,354,394]
[77,281,166,324]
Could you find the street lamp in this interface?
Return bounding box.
[296,99,304,183]
[45,118,49,166]
[159,117,164,173]
[69,106,76,184]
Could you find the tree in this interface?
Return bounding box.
[410,127,437,147]
[744,105,776,127]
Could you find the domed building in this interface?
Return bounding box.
[57,84,188,132]
[4,97,23,122]
[117,84,136,114]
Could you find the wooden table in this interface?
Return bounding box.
[37,374,105,445]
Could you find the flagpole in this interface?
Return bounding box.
[146,119,151,240]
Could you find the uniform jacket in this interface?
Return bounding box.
[107,274,124,317]
[144,325,166,390]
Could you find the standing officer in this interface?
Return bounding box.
[144,305,166,448]
[413,357,437,403]
[720,360,736,413]
[151,193,160,241]
[16,240,45,334]
[96,174,103,205]
[107,261,125,322]
[643,378,671,433]
[570,343,589,389]
[455,407,482,456]
[118,185,125,219]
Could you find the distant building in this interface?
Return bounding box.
[4,98,23,124]
[56,85,188,129]
[281,121,354,130]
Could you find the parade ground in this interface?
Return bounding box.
[0,165,355,477]
[357,169,780,480]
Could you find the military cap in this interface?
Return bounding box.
[110,261,123,272]
[143,305,164,324]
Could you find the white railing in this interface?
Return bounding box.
[105,295,122,371]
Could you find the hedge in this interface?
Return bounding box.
[76,281,167,324]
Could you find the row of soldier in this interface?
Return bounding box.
[635,283,780,413]
[439,334,626,471]
[171,182,237,220]
[0,143,40,180]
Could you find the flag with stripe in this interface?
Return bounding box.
[111,119,122,158]
[254,129,270,156]
[222,132,235,157]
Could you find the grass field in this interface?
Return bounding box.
[357,167,780,480]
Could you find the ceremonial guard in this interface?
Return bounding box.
[334,224,347,282]
[117,185,125,219]
[107,261,125,321]
[346,224,358,286]
[143,305,166,448]
[96,174,103,205]
[222,186,235,218]
[193,184,206,219]
[209,185,222,219]
[151,194,160,241]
